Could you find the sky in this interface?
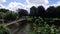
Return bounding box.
[0,0,60,12]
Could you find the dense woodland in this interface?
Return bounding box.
[1,6,60,20]
[1,6,60,34]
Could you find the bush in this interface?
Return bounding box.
[0,24,10,34]
[28,16,60,34]
[29,24,60,34]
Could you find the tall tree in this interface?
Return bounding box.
[56,6,60,18]
[0,8,9,13]
[46,6,56,18]
[37,6,46,18]
[30,6,37,16]
[30,6,37,30]
[4,11,18,21]
[17,9,28,17]
[0,12,4,19]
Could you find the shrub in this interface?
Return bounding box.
[0,24,10,34]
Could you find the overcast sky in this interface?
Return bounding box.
[0,0,60,12]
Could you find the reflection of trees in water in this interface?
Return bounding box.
[14,20,30,34]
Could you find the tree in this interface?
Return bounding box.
[30,6,37,22]
[4,11,18,21]
[0,8,9,13]
[17,9,28,17]
[0,12,5,23]
[37,6,46,18]
[46,6,56,18]
[30,6,37,16]
[56,6,60,17]
[0,12,5,19]
[30,6,37,30]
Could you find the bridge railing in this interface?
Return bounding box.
[4,17,26,26]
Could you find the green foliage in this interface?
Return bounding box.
[0,24,10,34]
[55,6,60,17]
[0,9,19,21]
[30,6,37,16]
[4,11,19,21]
[46,6,56,18]
[17,9,28,16]
[28,16,60,34]
[0,12,5,19]
[29,24,60,34]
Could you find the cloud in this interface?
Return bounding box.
[44,1,60,9]
[0,0,6,9]
[0,0,49,12]
[26,0,49,6]
[7,0,49,11]
[0,0,6,3]
[0,1,29,12]
[6,2,27,12]
[0,4,6,8]
[1,0,60,13]
[51,1,60,7]
[25,0,49,12]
